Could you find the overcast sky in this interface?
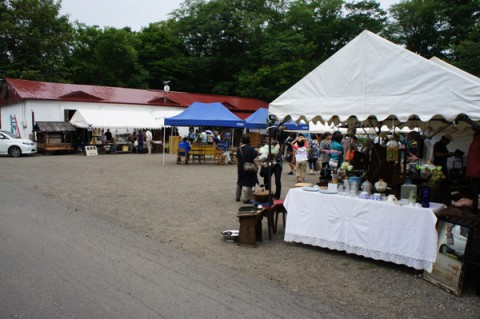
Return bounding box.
[60,0,400,31]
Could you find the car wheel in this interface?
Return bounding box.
[439,244,447,254]
[8,146,22,157]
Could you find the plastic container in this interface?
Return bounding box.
[400,181,417,200]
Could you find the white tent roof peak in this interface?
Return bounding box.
[269,30,480,125]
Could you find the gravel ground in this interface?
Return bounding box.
[1,153,479,318]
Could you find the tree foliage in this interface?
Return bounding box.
[0,0,73,81]
[67,25,149,88]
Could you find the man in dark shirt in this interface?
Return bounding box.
[433,134,454,176]
[104,129,113,143]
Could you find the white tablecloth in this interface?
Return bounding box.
[284,188,445,272]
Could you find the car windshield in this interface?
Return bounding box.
[0,130,19,139]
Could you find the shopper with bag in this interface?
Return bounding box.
[319,132,332,178]
[236,134,259,203]
[284,133,297,175]
[329,131,344,172]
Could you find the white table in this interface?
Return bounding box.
[284,188,445,272]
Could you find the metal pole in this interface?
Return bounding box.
[266,132,273,240]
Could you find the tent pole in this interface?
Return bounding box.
[162,126,165,166]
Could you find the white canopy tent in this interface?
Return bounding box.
[70,109,164,129]
[269,30,480,129]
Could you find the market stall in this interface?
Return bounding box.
[268,30,480,293]
[284,188,444,271]
[34,121,76,154]
[163,102,246,165]
[69,109,166,154]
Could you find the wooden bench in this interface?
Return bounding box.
[190,143,216,163]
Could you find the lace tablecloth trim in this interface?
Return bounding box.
[285,233,434,272]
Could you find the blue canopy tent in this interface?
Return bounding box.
[245,108,309,130]
[164,102,245,128]
[163,102,245,165]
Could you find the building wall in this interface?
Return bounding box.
[1,100,186,139]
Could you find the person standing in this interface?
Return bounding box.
[319,132,332,178]
[145,129,153,154]
[329,131,344,172]
[284,132,297,175]
[137,130,144,154]
[307,133,320,175]
[104,129,113,143]
[129,131,137,153]
[292,136,308,183]
[236,134,259,203]
[258,140,282,199]
[433,134,455,177]
[213,132,232,164]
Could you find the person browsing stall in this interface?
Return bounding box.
[319,132,332,178]
[308,133,320,175]
[236,134,259,203]
[213,131,233,164]
[258,139,282,199]
[329,131,344,171]
[292,136,308,183]
[137,130,144,154]
[284,133,297,175]
[145,129,153,154]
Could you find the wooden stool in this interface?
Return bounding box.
[237,209,264,247]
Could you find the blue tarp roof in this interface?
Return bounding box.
[245,108,309,130]
[164,102,245,128]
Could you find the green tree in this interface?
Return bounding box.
[342,1,387,38]
[453,24,480,77]
[67,25,149,88]
[136,21,194,91]
[0,0,73,81]
[172,0,281,95]
[387,0,447,58]
[440,0,479,62]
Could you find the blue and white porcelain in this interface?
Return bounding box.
[358,191,370,199]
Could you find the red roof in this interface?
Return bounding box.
[1,78,268,119]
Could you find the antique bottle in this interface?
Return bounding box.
[421,185,430,208]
